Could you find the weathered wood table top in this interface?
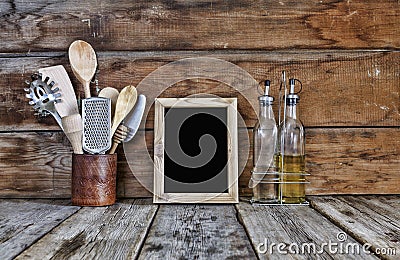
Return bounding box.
[0,196,398,260]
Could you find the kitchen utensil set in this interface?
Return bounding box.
[25,40,145,155]
[69,40,114,154]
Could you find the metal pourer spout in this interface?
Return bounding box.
[264,80,271,95]
[286,78,300,105]
[259,80,274,105]
[289,78,296,94]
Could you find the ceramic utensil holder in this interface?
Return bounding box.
[72,154,117,206]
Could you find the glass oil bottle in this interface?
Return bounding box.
[278,78,307,204]
[250,80,279,203]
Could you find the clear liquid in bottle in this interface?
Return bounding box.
[251,80,278,203]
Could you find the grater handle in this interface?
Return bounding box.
[84,81,91,99]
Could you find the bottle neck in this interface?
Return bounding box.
[259,102,274,119]
[285,104,297,120]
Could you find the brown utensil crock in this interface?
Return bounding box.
[72,153,117,206]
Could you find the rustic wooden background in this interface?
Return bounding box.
[1,0,399,198]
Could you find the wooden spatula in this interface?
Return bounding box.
[38,65,79,117]
[110,85,137,136]
[39,65,82,154]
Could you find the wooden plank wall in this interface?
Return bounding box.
[0,0,399,198]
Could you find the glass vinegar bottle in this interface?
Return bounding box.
[251,80,279,203]
[279,79,306,204]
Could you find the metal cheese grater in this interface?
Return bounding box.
[82,97,112,154]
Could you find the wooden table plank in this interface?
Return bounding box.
[0,199,80,260]
[138,204,256,259]
[236,201,377,259]
[16,199,158,260]
[309,196,399,260]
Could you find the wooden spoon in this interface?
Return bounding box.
[68,40,97,98]
[99,87,119,119]
[111,85,137,136]
[108,125,128,154]
[108,94,146,154]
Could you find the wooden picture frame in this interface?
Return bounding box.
[153,97,238,203]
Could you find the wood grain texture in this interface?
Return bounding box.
[16,199,158,260]
[0,0,399,52]
[1,0,400,199]
[0,132,72,198]
[2,51,399,131]
[309,196,400,260]
[2,197,394,259]
[0,128,398,198]
[236,202,377,259]
[306,128,400,195]
[0,199,80,260]
[138,204,256,259]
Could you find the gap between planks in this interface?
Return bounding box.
[138,204,257,259]
[309,195,399,260]
[135,200,160,258]
[233,203,261,260]
[0,199,80,260]
[0,49,399,59]
[236,199,379,260]
[2,197,398,259]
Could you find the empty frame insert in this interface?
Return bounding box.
[153,97,238,203]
